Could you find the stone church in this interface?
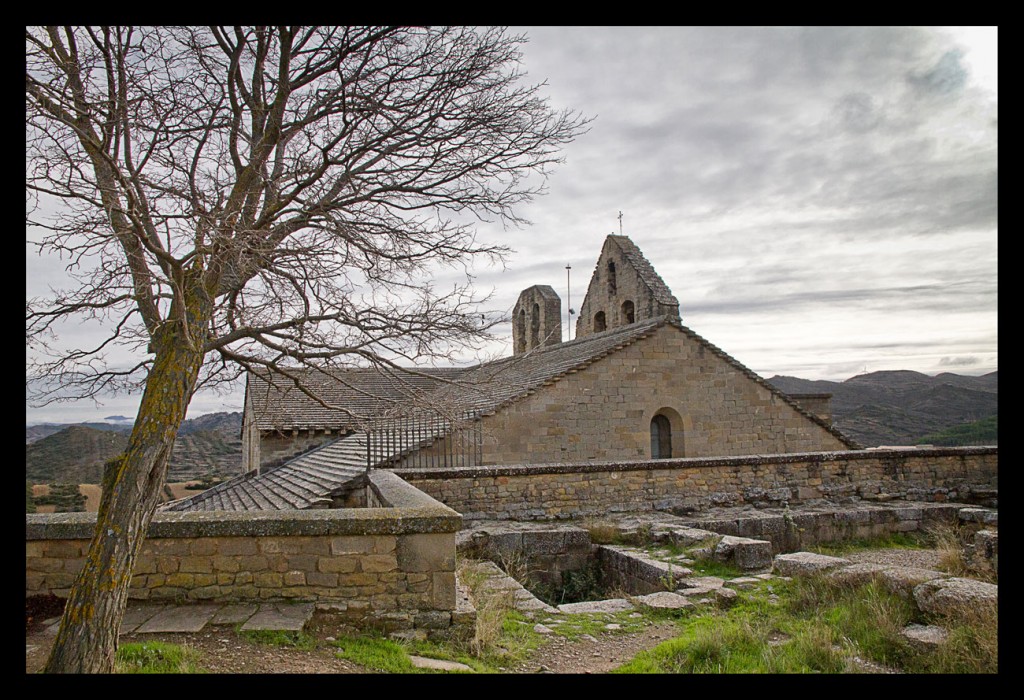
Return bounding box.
[165,235,856,512]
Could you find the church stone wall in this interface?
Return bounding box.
[398,447,998,522]
[478,324,848,466]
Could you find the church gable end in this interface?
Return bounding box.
[576,235,680,339]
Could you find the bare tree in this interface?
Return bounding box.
[26,26,588,673]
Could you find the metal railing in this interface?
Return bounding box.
[366,409,482,470]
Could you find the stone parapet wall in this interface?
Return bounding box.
[26,472,462,636]
[397,447,997,521]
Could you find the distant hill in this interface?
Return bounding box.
[26,412,243,485]
[769,370,997,447]
[26,421,131,444]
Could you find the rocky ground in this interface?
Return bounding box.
[24,547,950,675]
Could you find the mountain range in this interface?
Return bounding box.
[767,370,997,448]
[26,412,242,484]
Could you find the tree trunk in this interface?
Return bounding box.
[44,287,211,674]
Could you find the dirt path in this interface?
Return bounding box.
[27,620,681,674]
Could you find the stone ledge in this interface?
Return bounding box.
[395,446,997,480]
[27,471,460,541]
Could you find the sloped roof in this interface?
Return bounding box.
[436,317,666,415]
[247,366,467,431]
[607,235,680,308]
[162,433,368,511]
[245,315,858,449]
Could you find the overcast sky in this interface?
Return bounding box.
[26,26,997,424]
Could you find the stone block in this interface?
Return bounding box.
[217,537,259,556]
[306,571,339,588]
[773,552,851,577]
[189,539,218,556]
[397,533,455,573]
[360,554,398,573]
[133,555,157,575]
[45,541,84,559]
[319,556,358,574]
[285,554,319,572]
[284,571,306,586]
[901,624,948,651]
[165,572,195,587]
[432,571,456,609]
[913,577,998,617]
[193,573,217,587]
[254,572,283,588]
[331,536,377,555]
[179,556,213,574]
[211,555,241,572]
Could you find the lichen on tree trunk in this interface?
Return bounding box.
[44,288,211,674]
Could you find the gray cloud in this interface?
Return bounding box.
[939,356,981,366]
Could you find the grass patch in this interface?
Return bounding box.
[455,558,543,668]
[331,635,417,673]
[240,629,317,650]
[813,531,927,555]
[613,571,997,674]
[908,601,998,674]
[687,558,743,580]
[115,641,203,674]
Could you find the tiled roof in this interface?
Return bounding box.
[246,366,467,431]
[162,419,452,512]
[433,317,667,416]
[608,235,680,308]
[246,320,666,431]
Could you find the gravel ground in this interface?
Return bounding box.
[841,547,943,569]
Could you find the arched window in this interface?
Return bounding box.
[515,309,526,354]
[594,311,607,332]
[530,302,540,347]
[607,260,617,296]
[650,414,672,459]
[621,300,635,324]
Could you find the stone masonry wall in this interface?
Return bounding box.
[26,472,463,636]
[258,430,340,470]
[397,447,997,522]
[477,324,850,465]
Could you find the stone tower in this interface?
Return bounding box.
[512,285,562,355]
[575,235,680,339]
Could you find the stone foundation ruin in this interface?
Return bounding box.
[26,446,997,638]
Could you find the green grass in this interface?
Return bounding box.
[239,629,317,650]
[687,558,743,579]
[331,636,417,673]
[812,531,927,555]
[115,641,204,674]
[330,635,477,674]
[612,572,997,674]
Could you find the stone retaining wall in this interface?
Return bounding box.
[25,471,465,637]
[397,447,997,521]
